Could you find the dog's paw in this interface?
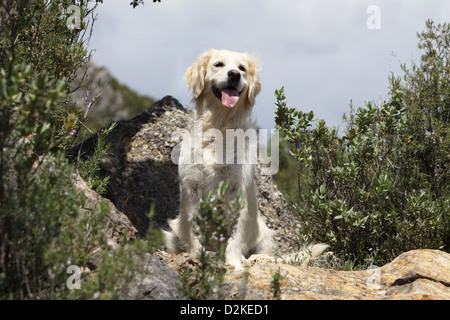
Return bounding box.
[226,256,245,271]
[227,261,243,271]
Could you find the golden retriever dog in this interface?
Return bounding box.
[164,49,274,269]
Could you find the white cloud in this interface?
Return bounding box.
[88,0,450,131]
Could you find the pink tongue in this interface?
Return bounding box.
[221,88,239,108]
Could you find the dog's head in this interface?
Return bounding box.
[184,49,261,109]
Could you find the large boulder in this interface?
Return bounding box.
[161,249,450,300]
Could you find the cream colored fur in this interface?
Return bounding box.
[164,49,274,270]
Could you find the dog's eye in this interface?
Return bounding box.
[214,62,224,68]
[238,65,246,72]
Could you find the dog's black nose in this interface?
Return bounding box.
[228,69,241,82]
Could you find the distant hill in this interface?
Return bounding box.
[70,61,156,132]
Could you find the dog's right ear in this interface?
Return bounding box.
[184,50,212,100]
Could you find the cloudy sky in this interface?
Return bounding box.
[88,0,450,131]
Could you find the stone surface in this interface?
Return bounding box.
[73,173,137,244]
[120,254,182,300]
[223,249,450,300]
[69,96,185,235]
[156,249,450,300]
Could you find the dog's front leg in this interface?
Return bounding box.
[166,186,202,255]
[225,216,247,270]
[225,182,274,270]
[180,186,203,255]
[225,182,256,270]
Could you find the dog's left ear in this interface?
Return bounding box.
[246,54,262,106]
[184,50,212,100]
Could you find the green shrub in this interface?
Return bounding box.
[178,181,242,299]
[75,122,117,194]
[271,268,283,300]
[0,1,159,299]
[275,20,449,267]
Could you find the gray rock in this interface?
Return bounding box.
[120,254,182,300]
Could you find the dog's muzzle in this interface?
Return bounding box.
[212,69,243,109]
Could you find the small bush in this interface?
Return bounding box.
[178,181,242,299]
[275,20,449,267]
[0,1,159,299]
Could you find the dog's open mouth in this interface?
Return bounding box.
[213,85,241,109]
